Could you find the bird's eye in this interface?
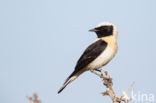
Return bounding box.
[101,26,108,31]
[107,27,111,31]
[101,27,105,30]
[106,26,113,32]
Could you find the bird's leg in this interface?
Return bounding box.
[90,69,101,77]
[95,69,102,72]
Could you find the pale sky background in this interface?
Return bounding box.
[0,0,156,103]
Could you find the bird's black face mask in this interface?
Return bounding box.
[89,25,113,38]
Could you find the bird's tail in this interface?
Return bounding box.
[58,69,85,94]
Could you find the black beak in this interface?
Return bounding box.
[89,28,97,32]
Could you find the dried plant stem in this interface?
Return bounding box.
[26,93,41,103]
[91,70,133,103]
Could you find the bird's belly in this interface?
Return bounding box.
[87,46,117,70]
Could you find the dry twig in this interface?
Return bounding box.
[26,93,41,103]
[92,70,134,103]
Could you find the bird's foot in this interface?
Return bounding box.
[90,69,103,78]
[95,69,102,72]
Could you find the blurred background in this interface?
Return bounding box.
[0,0,156,103]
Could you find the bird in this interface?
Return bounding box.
[58,22,118,94]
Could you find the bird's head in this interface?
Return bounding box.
[89,22,118,38]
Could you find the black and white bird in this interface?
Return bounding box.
[58,22,118,93]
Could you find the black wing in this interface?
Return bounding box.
[66,39,107,80]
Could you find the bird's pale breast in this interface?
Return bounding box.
[87,42,117,70]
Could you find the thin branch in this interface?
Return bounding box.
[26,93,41,103]
[120,82,135,99]
[91,70,134,103]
